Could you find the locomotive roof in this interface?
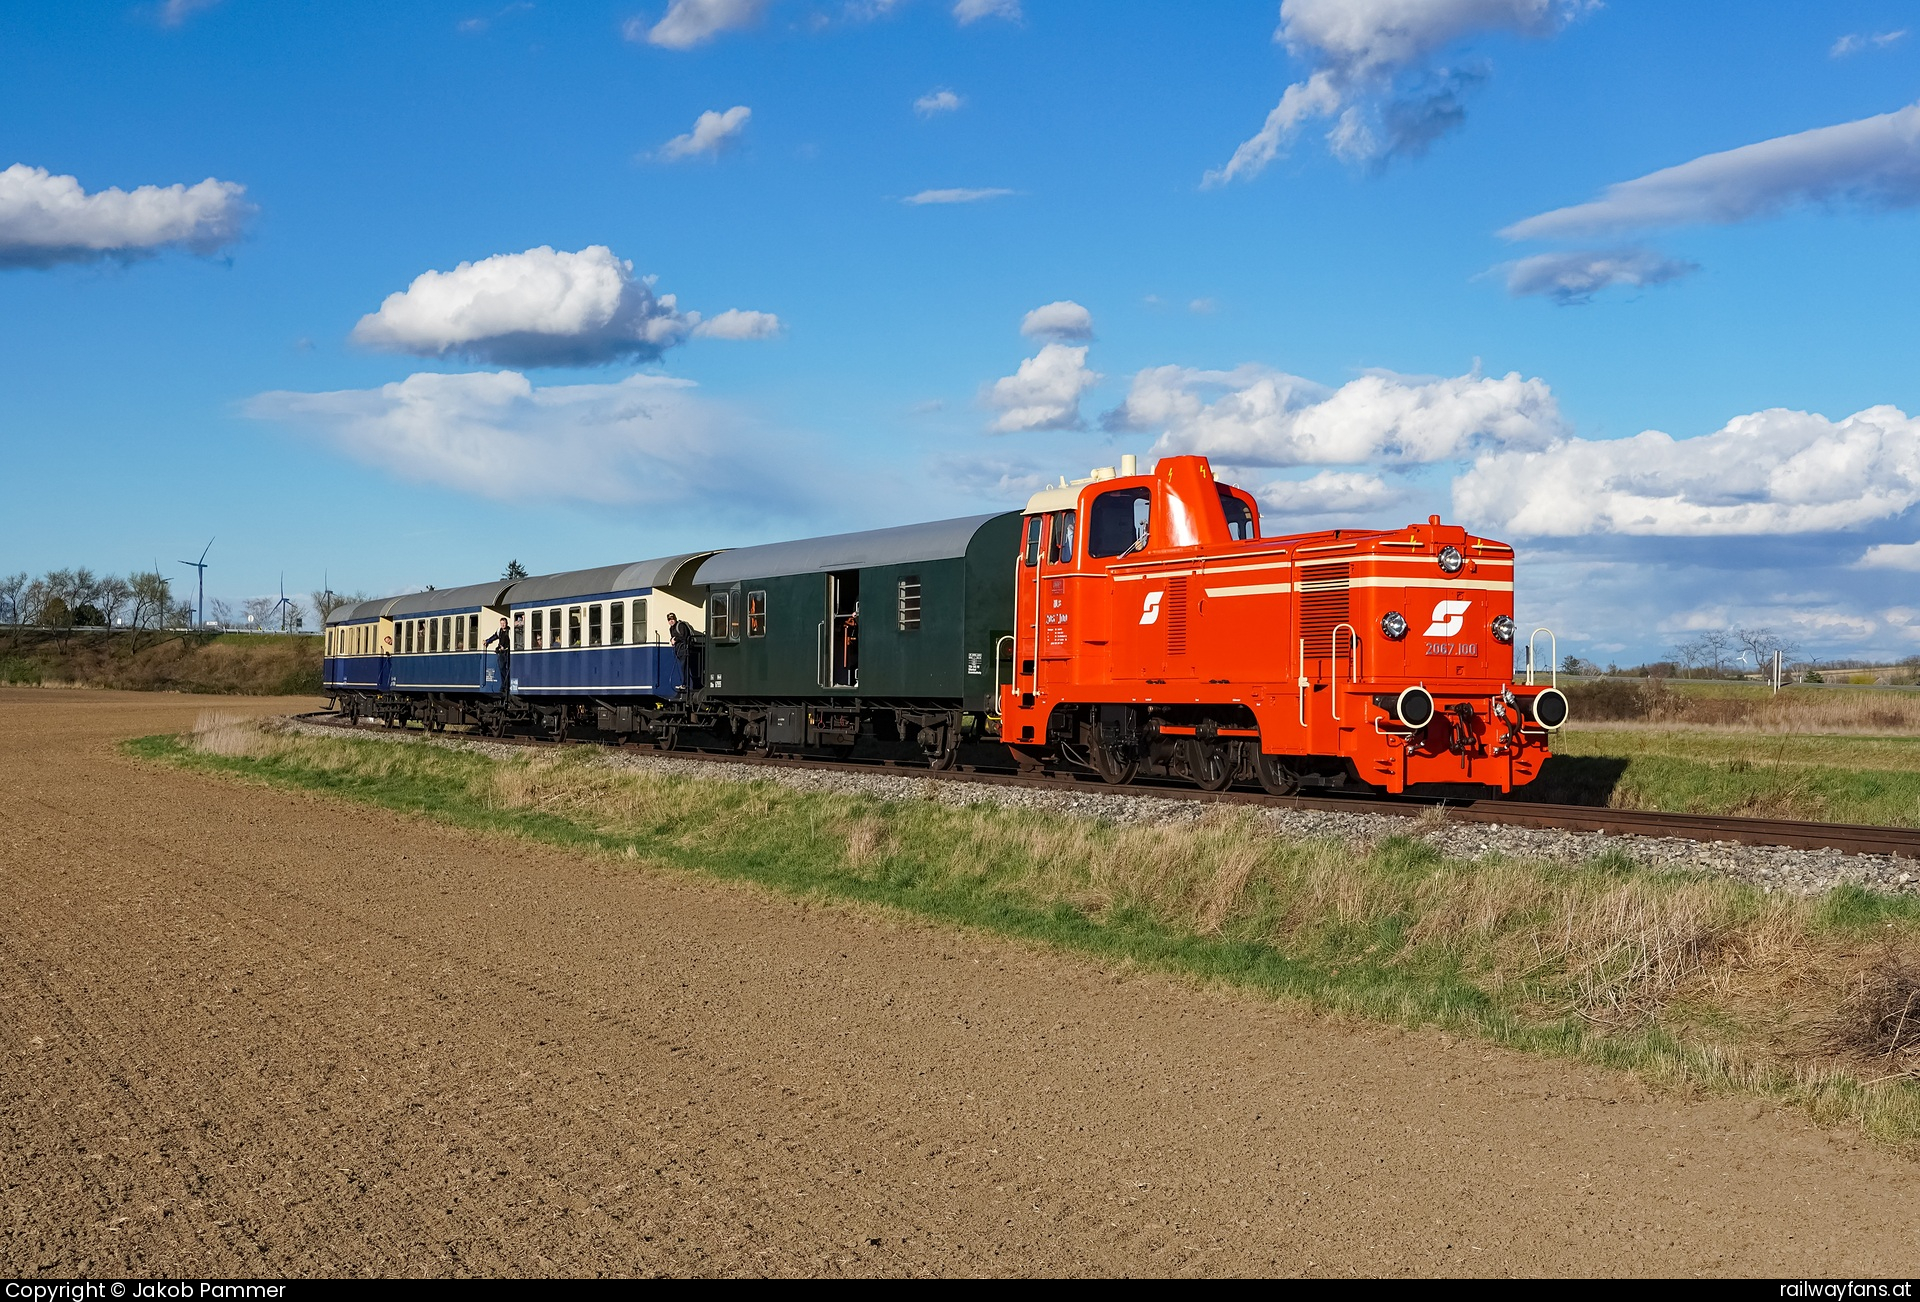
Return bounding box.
[693,513,1012,585]
[503,552,714,605]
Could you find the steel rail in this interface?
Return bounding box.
[294,712,1920,860]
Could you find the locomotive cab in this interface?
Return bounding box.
[998,454,1564,795]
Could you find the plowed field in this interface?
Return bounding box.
[4,688,1916,1276]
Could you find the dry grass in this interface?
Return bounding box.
[1565,678,1920,734]
[145,718,1920,1143]
[4,629,320,695]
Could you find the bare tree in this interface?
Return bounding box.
[96,575,133,627]
[1697,629,1732,675]
[311,587,362,623]
[242,595,276,630]
[210,598,234,629]
[0,572,25,629]
[1671,638,1702,674]
[127,571,172,647]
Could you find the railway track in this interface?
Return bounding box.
[297,712,1920,861]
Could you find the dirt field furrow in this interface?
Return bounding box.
[3,689,1918,1277]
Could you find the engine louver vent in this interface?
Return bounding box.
[1298,562,1351,650]
[1166,576,1189,657]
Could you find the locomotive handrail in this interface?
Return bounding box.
[1525,627,1557,687]
[817,620,828,690]
[1297,637,1309,727]
[1329,623,1359,719]
[992,634,1014,719]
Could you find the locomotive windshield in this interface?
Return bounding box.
[1089,487,1151,557]
[1217,487,1256,540]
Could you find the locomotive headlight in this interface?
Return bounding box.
[1437,545,1464,575]
[1491,614,1515,644]
[1380,610,1408,640]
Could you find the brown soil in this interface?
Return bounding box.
[4,688,1917,1278]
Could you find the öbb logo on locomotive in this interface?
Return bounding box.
[1422,598,1472,638]
[322,453,1567,796]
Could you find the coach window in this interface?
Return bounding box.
[747,591,766,638]
[455,617,465,652]
[633,599,648,642]
[1022,515,1043,567]
[1047,510,1076,566]
[1088,487,1151,558]
[444,616,453,650]
[469,613,479,648]
[709,591,731,641]
[896,577,920,631]
[568,606,582,648]
[610,600,625,645]
[513,611,525,651]
[589,603,603,647]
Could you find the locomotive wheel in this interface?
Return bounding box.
[1087,740,1137,786]
[1253,751,1300,796]
[1184,740,1232,792]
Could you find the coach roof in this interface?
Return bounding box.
[693,514,1011,585]
[504,552,714,606]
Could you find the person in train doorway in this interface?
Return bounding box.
[837,609,859,688]
[668,612,697,700]
[483,616,511,693]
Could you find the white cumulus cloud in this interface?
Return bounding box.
[693,308,782,339]
[1256,469,1402,516]
[987,344,1101,433]
[1502,247,1699,303]
[914,89,965,117]
[629,0,767,48]
[1860,541,1920,571]
[1019,300,1093,343]
[902,187,1015,205]
[0,164,251,269]
[1106,364,1562,466]
[245,370,803,510]
[953,0,1020,24]
[1504,102,1920,238]
[350,245,698,368]
[1207,0,1589,183]
[659,105,752,160]
[1453,405,1920,537]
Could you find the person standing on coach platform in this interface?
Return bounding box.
[668,612,696,699]
[484,616,511,692]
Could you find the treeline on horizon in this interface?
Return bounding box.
[0,568,364,635]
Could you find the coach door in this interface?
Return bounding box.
[823,571,860,689]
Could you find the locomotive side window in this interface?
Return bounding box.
[513,611,525,651]
[633,599,647,642]
[610,600,624,645]
[896,577,920,631]
[568,606,582,648]
[1218,487,1256,540]
[1022,515,1043,567]
[747,591,766,638]
[588,603,603,647]
[1047,511,1076,565]
[1088,487,1152,557]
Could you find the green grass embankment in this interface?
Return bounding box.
[0,628,320,694]
[132,716,1920,1145]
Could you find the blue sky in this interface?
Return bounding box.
[2,0,1918,662]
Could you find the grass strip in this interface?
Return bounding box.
[128,716,1920,1145]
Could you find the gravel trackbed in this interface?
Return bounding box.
[4,688,1917,1277]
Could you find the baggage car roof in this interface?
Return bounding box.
[693,514,1012,585]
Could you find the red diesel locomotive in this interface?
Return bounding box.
[997,453,1566,794]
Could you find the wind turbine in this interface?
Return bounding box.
[179,538,213,628]
[267,573,296,632]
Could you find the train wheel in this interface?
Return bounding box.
[1184,740,1232,792]
[1254,751,1300,796]
[1088,740,1136,786]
